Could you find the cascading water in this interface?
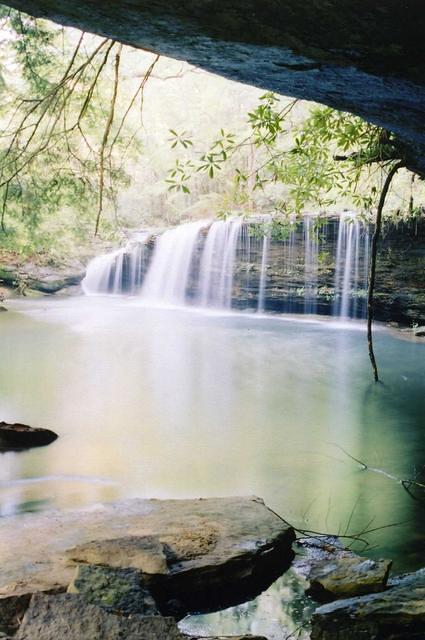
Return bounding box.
[141,220,207,305]
[257,230,271,313]
[83,215,371,319]
[197,218,243,308]
[82,233,150,295]
[332,216,370,318]
[303,217,319,315]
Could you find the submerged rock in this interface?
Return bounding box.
[311,568,425,639]
[0,496,294,618]
[293,537,391,602]
[0,422,58,452]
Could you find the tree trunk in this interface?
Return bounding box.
[367,161,404,381]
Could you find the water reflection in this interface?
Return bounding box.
[180,571,314,640]
[0,298,424,575]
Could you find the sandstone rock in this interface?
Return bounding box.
[0,497,294,617]
[0,588,65,636]
[0,422,58,452]
[15,593,184,640]
[67,535,168,574]
[68,564,159,615]
[294,537,391,602]
[311,568,425,639]
[0,593,32,636]
[414,325,425,337]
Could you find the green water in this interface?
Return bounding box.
[1,297,424,637]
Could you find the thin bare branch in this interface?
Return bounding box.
[94,44,122,236]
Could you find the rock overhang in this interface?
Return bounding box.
[2,0,425,176]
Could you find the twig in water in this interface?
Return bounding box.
[336,444,425,493]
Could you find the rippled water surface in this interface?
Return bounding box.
[1,297,424,637]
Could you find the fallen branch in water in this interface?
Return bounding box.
[266,502,406,552]
[337,445,425,493]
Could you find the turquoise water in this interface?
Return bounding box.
[1,297,424,637]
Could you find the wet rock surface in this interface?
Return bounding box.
[98,217,425,326]
[0,264,84,294]
[310,568,425,639]
[0,496,294,618]
[0,422,58,452]
[227,217,425,326]
[293,537,391,602]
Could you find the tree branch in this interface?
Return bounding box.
[367,161,404,381]
[94,44,122,236]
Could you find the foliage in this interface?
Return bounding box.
[0,6,422,262]
[0,7,152,256]
[166,92,417,232]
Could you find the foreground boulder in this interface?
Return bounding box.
[0,496,294,618]
[68,565,160,615]
[311,568,425,639]
[293,537,391,602]
[0,421,58,451]
[14,593,185,640]
[14,593,268,639]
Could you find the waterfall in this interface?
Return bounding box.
[333,216,370,318]
[303,216,319,315]
[82,233,149,295]
[141,220,206,305]
[197,218,243,308]
[83,215,371,320]
[258,231,270,313]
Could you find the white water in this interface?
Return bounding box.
[83,215,371,318]
[82,233,149,295]
[197,218,244,308]
[303,217,319,315]
[257,230,270,313]
[332,216,370,318]
[141,220,206,305]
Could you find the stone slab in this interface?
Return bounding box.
[311,568,425,639]
[0,496,294,616]
[293,536,391,602]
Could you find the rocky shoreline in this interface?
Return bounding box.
[0,497,294,638]
[1,497,424,639]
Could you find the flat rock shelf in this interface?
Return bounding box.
[0,495,295,631]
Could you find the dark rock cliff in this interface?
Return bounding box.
[3,1,425,176]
